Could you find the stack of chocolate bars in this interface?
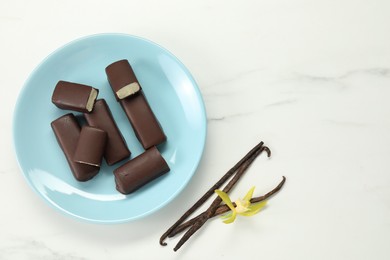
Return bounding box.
[51,59,170,194]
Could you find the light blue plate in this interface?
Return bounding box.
[13,34,207,223]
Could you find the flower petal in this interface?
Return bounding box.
[240,201,267,216]
[220,212,233,220]
[243,186,256,202]
[223,211,237,224]
[215,189,235,211]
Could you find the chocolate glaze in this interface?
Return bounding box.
[51,80,98,113]
[51,113,99,181]
[105,60,166,149]
[120,94,167,149]
[105,59,141,101]
[74,126,107,167]
[114,146,170,194]
[84,99,131,165]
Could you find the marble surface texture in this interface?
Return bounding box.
[1,0,390,259]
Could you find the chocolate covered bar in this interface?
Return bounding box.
[106,60,166,149]
[113,146,170,194]
[120,94,167,149]
[74,126,107,167]
[51,113,99,181]
[84,99,131,165]
[105,59,141,101]
[52,80,98,113]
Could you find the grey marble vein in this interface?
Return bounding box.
[208,116,226,121]
[290,72,348,90]
[324,119,369,127]
[293,73,338,82]
[264,98,298,108]
[203,90,238,98]
[207,111,255,122]
[294,67,390,83]
[342,68,390,79]
[204,68,265,88]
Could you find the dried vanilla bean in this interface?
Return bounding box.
[159,141,265,246]
[173,146,269,251]
[169,176,286,237]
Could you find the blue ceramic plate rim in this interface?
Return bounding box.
[12,33,207,224]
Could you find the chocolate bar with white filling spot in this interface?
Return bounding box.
[105,60,166,149]
[52,80,98,113]
[105,59,141,101]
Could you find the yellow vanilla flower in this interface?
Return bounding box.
[214,186,267,224]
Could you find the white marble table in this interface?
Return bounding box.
[1,0,390,259]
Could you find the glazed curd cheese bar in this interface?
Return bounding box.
[84,99,131,165]
[51,113,99,181]
[73,126,107,167]
[113,146,170,194]
[51,80,98,113]
[105,59,166,149]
